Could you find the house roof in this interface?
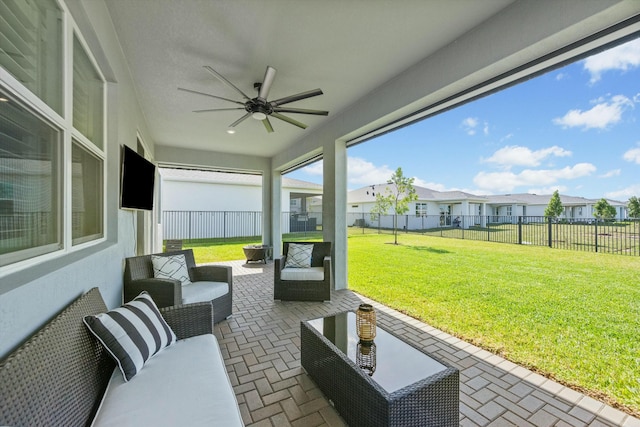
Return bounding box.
[347,185,627,207]
[348,183,488,204]
[485,193,626,206]
[159,168,322,191]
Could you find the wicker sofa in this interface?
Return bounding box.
[0,288,243,427]
[274,241,332,301]
[124,249,232,324]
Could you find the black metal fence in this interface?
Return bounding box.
[348,213,640,256]
[161,211,639,256]
[162,210,321,240]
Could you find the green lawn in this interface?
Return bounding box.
[176,232,640,414]
[348,233,640,415]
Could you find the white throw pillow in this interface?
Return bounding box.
[83,291,177,382]
[151,254,192,285]
[284,243,313,268]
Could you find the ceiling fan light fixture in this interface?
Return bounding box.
[251,111,267,121]
[226,128,236,134]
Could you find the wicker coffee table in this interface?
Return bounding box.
[301,312,459,427]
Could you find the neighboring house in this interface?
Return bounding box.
[346,183,489,229]
[159,168,323,238]
[343,184,628,230]
[484,194,627,221]
[159,168,322,212]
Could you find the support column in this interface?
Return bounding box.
[323,140,347,290]
[264,169,282,259]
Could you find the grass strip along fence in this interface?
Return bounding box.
[181,232,640,416]
[349,214,640,256]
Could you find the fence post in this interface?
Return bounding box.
[547,217,552,248]
[518,216,522,245]
[594,220,598,253]
[487,216,490,241]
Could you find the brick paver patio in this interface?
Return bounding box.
[213,260,640,427]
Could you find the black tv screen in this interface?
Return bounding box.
[120,145,155,211]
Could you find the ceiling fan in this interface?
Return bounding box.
[179,66,329,133]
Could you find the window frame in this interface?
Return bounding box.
[0,0,107,274]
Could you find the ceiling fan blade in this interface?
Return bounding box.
[270,89,323,107]
[203,66,251,101]
[262,117,274,133]
[258,66,277,100]
[272,107,329,116]
[193,108,245,113]
[271,112,308,129]
[178,87,245,106]
[229,112,252,128]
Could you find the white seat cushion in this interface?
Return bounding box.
[91,334,243,427]
[181,281,229,304]
[280,266,324,281]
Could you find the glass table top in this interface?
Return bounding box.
[306,312,446,393]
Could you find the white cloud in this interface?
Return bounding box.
[347,157,395,187]
[483,122,489,136]
[300,160,323,176]
[500,133,514,142]
[623,145,640,164]
[483,145,571,168]
[605,184,640,200]
[583,38,640,83]
[599,169,621,178]
[461,117,479,135]
[553,95,633,130]
[412,178,447,191]
[528,186,568,195]
[473,163,596,193]
[555,72,568,81]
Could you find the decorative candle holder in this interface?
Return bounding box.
[356,303,376,342]
[356,341,377,376]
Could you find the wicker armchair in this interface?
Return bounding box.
[124,249,232,323]
[274,242,332,301]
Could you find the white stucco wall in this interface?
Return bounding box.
[0,1,152,358]
[162,180,262,212]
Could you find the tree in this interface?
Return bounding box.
[544,190,563,219]
[593,198,616,221]
[372,167,418,244]
[628,196,640,219]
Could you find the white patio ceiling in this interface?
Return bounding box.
[102,0,640,168]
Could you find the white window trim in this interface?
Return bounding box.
[0,0,108,277]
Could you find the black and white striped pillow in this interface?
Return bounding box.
[83,291,177,381]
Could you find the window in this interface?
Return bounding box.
[0,90,62,267]
[415,202,427,217]
[506,206,512,216]
[0,8,106,270]
[73,35,104,149]
[0,0,63,114]
[71,141,103,245]
[71,35,105,246]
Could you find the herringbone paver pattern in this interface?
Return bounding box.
[212,260,640,427]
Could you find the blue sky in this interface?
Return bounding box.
[287,38,640,201]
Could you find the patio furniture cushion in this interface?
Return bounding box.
[280,266,325,281]
[83,292,176,382]
[284,243,313,268]
[181,281,229,305]
[91,334,243,427]
[151,254,192,285]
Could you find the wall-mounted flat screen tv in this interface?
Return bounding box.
[120,145,155,211]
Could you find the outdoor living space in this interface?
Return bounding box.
[219,260,639,427]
